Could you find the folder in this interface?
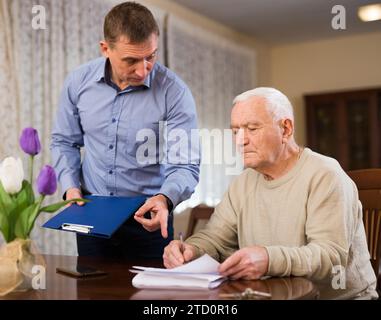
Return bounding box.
[42,195,147,238]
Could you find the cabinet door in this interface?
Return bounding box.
[305,89,381,171]
[306,94,346,167]
[345,93,371,169]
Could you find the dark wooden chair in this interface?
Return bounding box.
[185,205,214,239]
[347,169,381,290]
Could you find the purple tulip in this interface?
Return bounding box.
[19,127,41,156]
[37,165,57,195]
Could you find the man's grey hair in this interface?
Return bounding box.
[233,87,294,122]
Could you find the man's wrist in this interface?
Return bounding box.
[155,193,173,213]
[63,187,83,200]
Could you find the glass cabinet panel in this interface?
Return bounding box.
[314,103,338,160]
[305,88,381,171]
[346,99,370,169]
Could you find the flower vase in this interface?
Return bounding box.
[0,238,45,296]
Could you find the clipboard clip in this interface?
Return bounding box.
[61,223,94,234]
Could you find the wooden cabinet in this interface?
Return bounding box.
[305,88,381,170]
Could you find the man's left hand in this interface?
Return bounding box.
[134,194,169,238]
[218,246,269,280]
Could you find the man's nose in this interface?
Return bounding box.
[236,129,248,146]
[135,60,149,79]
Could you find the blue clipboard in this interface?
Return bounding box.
[42,195,147,238]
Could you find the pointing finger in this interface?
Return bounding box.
[160,210,168,238]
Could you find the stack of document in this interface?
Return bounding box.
[131,254,227,290]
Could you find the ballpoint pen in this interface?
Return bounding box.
[179,232,184,253]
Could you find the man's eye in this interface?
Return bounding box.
[248,127,257,131]
[126,59,137,65]
[146,53,156,62]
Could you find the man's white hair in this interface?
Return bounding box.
[233,87,294,122]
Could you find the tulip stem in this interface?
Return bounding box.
[29,155,34,184]
[37,194,45,210]
[26,194,45,238]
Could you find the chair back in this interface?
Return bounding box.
[347,169,381,281]
[185,205,214,239]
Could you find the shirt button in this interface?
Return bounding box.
[109,192,114,196]
[109,170,113,174]
[112,118,116,123]
[109,144,114,149]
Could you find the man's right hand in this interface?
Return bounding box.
[65,187,85,206]
[163,240,196,268]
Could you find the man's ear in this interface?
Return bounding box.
[281,119,294,142]
[99,40,109,58]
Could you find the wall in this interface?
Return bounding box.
[141,2,381,149]
[270,31,381,145]
[142,0,271,86]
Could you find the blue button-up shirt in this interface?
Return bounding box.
[51,57,200,207]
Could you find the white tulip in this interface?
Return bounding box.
[0,157,24,194]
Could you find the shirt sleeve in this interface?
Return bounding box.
[265,169,360,281]
[158,83,200,208]
[50,71,84,195]
[185,182,239,262]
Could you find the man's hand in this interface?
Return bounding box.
[163,240,196,268]
[218,246,269,280]
[134,194,170,238]
[65,187,85,206]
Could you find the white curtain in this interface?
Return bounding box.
[167,15,256,213]
[0,0,19,162]
[0,0,166,255]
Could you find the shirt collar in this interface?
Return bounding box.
[95,58,152,90]
[94,58,107,82]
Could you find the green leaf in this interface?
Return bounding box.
[0,212,10,242]
[14,180,35,213]
[15,203,39,239]
[26,196,45,236]
[0,181,16,215]
[21,180,34,204]
[4,180,36,241]
[39,198,90,213]
[0,195,8,217]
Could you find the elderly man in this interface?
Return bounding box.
[163,87,378,299]
[51,2,199,259]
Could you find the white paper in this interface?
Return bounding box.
[131,254,226,290]
[132,254,220,275]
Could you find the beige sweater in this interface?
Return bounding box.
[186,148,378,299]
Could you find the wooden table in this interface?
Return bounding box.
[2,255,319,300]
